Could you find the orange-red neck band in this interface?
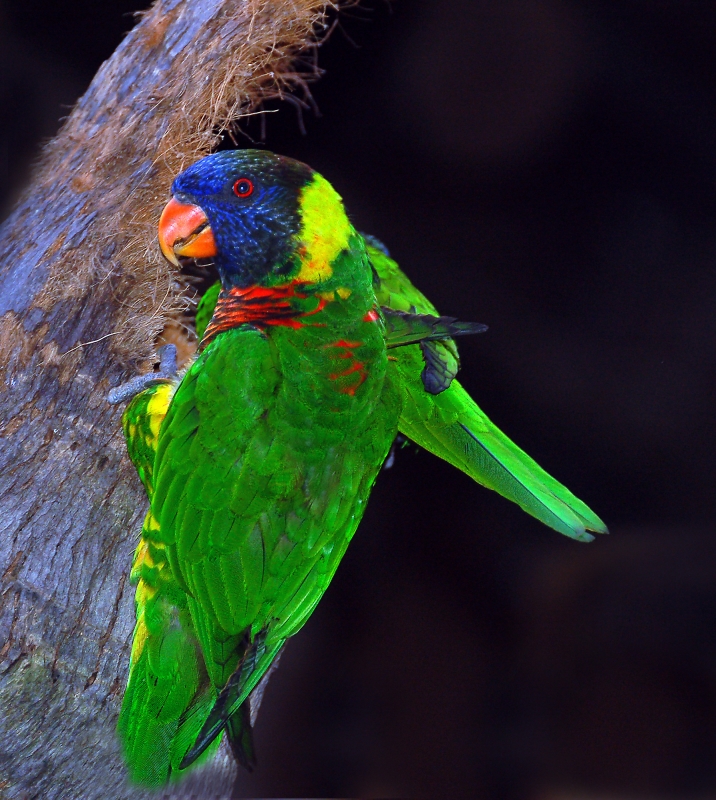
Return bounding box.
[200,284,326,347]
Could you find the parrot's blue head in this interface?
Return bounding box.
[159,150,315,288]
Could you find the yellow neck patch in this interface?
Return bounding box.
[295,173,353,284]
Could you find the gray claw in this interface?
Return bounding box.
[107,344,179,405]
[157,344,178,377]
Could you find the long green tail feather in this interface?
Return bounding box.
[395,349,606,540]
[192,255,605,542]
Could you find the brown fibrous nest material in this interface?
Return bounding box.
[9,0,344,370]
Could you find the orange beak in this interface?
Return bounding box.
[158,197,217,266]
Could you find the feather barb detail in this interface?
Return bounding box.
[201,284,327,347]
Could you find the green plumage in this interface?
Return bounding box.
[195,281,220,341]
[115,152,605,787]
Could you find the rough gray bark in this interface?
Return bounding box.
[0,1,334,797]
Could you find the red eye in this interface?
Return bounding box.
[233,178,254,198]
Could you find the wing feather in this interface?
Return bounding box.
[367,240,606,540]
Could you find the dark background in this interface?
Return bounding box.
[4,1,716,797]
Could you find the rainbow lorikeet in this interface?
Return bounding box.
[111,150,606,786]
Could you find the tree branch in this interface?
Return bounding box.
[0,1,337,796]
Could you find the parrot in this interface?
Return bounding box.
[111,149,606,786]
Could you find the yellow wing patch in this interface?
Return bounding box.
[122,379,178,496]
[147,382,174,441]
[296,174,353,284]
[129,510,169,665]
[129,513,157,666]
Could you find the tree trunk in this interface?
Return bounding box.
[0,2,334,797]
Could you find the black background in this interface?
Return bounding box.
[4,1,716,797]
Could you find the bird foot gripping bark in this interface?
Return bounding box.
[107,344,180,404]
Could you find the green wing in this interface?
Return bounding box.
[118,379,224,785]
[117,507,217,785]
[119,358,268,782]
[151,301,396,770]
[366,240,607,541]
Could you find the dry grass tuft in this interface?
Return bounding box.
[6,0,344,369]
